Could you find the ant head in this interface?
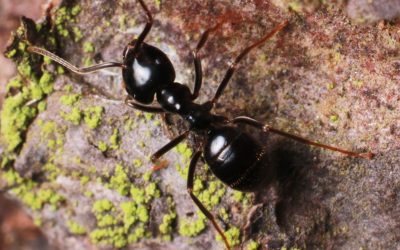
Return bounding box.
[122,41,176,104]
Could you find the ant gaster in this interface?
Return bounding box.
[28,0,374,249]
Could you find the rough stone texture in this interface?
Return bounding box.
[1,0,399,250]
[347,0,400,23]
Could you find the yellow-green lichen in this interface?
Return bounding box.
[72,27,83,42]
[1,68,55,152]
[93,199,114,213]
[67,220,86,235]
[142,171,152,182]
[83,42,95,53]
[54,5,81,38]
[130,185,145,204]
[80,175,90,185]
[132,158,143,168]
[216,226,241,247]
[159,197,176,241]
[330,114,339,122]
[246,240,260,250]
[108,164,130,196]
[120,201,138,230]
[109,128,120,149]
[61,107,82,125]
[98,141,108,152]
[179,211,207,237]
[144,182,160,202]
[60,93,81,106]
[83,106,104,129]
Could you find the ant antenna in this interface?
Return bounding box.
[27,46,125,74]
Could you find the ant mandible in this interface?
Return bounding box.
[28,0,374,249]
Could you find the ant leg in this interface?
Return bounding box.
[191,22,224,100]
[187,151,230,250]
[129,0,154,51]
[27,46,124,74]
[125,96,164,113]
[232,116,374,159]
[210,21,288,105]
[150,130,190,163]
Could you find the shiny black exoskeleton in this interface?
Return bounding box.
[121,30,273,192]
[28,1,373,249]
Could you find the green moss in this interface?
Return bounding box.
[83,106,104,129]
[67,220,86,235]
[83,42,95,53]
[61,107,82,125]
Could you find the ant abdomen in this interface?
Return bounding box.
[204,126,271,192]
[122,42,176,104]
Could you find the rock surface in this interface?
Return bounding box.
[0,0,399,250]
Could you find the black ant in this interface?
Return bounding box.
[27,0,374,249]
